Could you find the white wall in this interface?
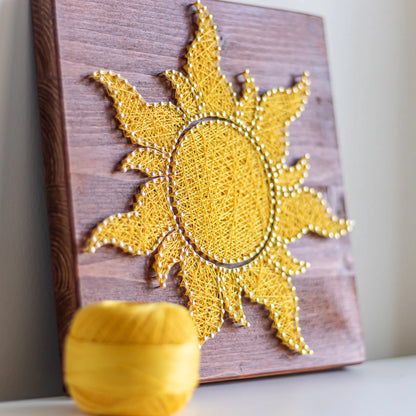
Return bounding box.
[0,0,63,401]
[0,0,415,401]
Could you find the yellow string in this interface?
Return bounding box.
[85,1,353,354]
[64,301,200,416]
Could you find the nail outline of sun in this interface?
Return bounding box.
[86,1,353,354]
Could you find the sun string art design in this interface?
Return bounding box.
[86,1,353,354]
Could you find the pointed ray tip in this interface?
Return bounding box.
[160,69,173,78]
[90,69,109,78]
[346,219,356,231]
[301,71,311,87]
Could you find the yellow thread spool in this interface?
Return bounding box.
[64,301,200,416]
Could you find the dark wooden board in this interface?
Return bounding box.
[31,0,365,382]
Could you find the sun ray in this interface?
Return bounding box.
[91,70,145,105]
[184,2,236,115]
[91,71,188,151]
[253,72,310,166]
[86,178,175,255]
[277,187,353,243]
[120,102,188,151]
[120,147,168,176]
[218,268,248,325]
[276,155,310,189]
[162,69,201,117]
[154,231,185,287]
[236,70,259,127]
[240,260,311,354]
[180,255,224,343]
[268,243,309,277]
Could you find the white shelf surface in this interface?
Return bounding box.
[1,356,415,416]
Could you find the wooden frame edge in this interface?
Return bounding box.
[31,0,80,354]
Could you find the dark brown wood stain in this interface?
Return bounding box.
[31,0,365,382]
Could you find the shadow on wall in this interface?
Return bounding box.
[0,0,62,401]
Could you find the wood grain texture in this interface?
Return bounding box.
[31,0,80,352]
[31,0,365,382]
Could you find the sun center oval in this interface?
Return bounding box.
[168,119,274,265]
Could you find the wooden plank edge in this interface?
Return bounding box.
[218,0,323,19]
[30,0,80,357]
[199,357,366,384]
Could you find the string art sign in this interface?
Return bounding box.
[31,0,364,381]
[85,2,352,355]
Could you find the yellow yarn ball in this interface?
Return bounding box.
[64,301,200,416]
